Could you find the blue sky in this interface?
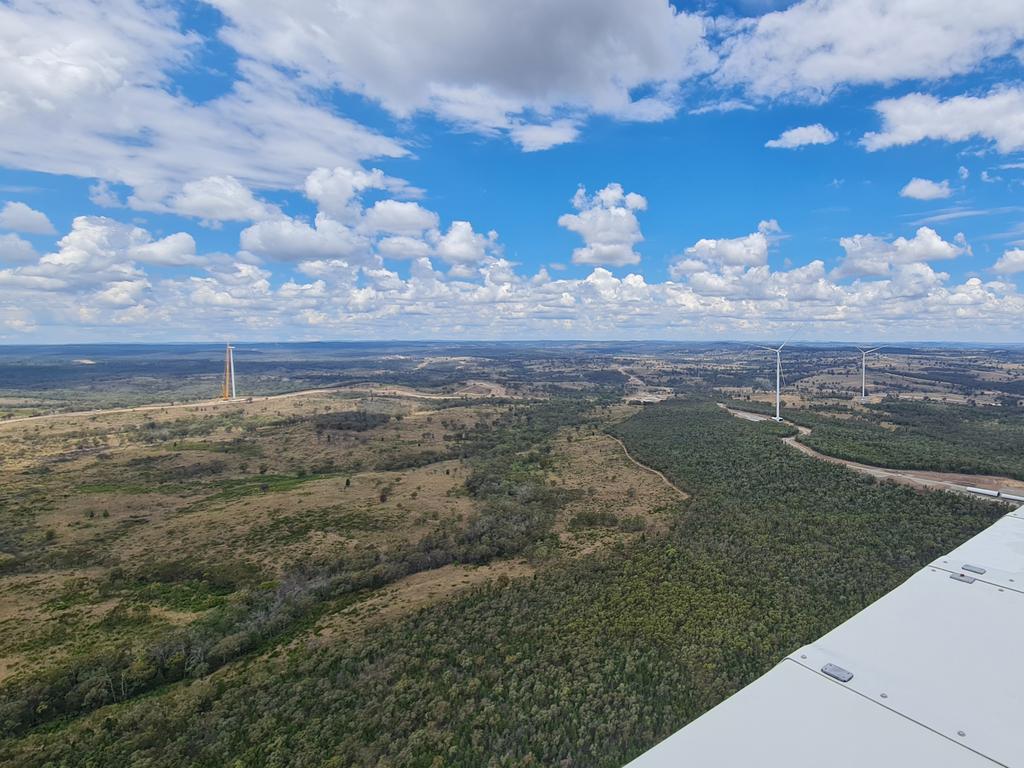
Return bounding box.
[1,0,1023,342]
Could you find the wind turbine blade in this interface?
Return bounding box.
[779,330,797,351]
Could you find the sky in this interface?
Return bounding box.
[1,0,1024,343]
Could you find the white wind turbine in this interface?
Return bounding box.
[754,341,788,422]
[856,345,884,403]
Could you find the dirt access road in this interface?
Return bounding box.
[606,433,688,498]
[717,403,1024,498]
[0,384,487,429]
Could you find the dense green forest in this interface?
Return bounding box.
[799,399,1024,480]
[1,399,1004,767]
[728,397,1024,480]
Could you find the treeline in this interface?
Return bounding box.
[312,411,392,432]
[726,397,1024,480]
[910,367,1024,396]
[1,399,1005,767]
[569,510,645,531]
[799,402,1024,480]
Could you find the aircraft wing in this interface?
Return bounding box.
[625,502,1024,768]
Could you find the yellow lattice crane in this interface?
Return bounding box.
[221,343,236,400]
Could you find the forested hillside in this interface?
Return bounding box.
[728,397,1024,480]
[1,398,1004,767]
[797,400,1024,480]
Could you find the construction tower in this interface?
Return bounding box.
[221,343,236,400]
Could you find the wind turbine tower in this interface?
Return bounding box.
[856,346,883,403]
[221,343,236,400]
[755,342,787,422]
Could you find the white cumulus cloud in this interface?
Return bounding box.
[376,236,435,261]
[509,120,581,152]
[436,221,502,265]
[765,123,836,149]
[130,232,201,266]
[3,214,1023,343]
[304,167,388,223]
[899,178,952,200]
[684,232,769,267]
[833,227,966,278]
[240,214,374,264]
[993,248,1024,275]
[362,201,439,236]
[170,176,278,223]
[0,1,405,212]
[209,0,714,150]
[717,0,1024,101]
[558,183,647,267]
[863,87,1024,154]
[673,220,781,274]
[0,233,37,263]
[0,215,203,319]
[0,201,56,234]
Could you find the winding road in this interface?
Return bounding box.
[605,433,688,498]
[718,403,1024,499]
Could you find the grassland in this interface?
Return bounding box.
[0,391,492,683]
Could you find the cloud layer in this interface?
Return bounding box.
[210,0,715,151]
[2,177,1019,342]
[0,0,1021,214]
[1,0,1023,341]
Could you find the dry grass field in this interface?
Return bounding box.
[0,387,689,690]
[0,390,519,682]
